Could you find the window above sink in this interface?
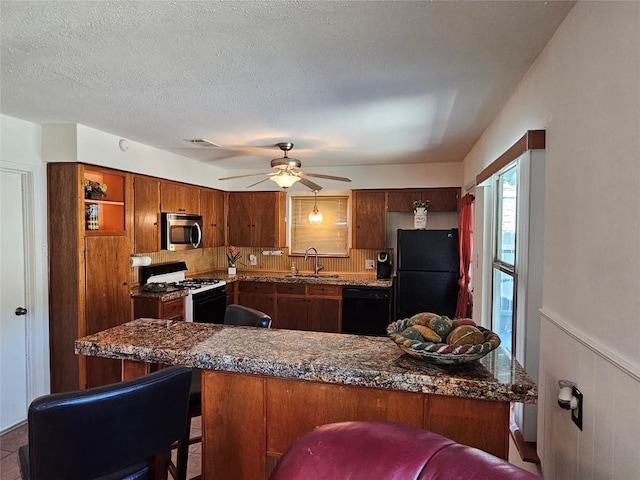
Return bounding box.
[289,195,350,256]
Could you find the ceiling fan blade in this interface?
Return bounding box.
[218,172,273,181]
[245,177,273,188]
[300,172,352,182]
[298,177,324,191]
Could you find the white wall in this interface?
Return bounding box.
[462,2,640,479]
[41,123,463,192]
[42,123,230,189]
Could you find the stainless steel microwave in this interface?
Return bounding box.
[161,213,203,251]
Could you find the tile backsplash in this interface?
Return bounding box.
[130,246,391,286]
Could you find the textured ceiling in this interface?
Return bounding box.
[1,1,574,171]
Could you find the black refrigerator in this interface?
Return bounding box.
[394,229,459,320]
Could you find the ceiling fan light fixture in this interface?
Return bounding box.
[308,191,324,225]
[270,172,300,189]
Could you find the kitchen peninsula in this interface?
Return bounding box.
[76,319,537,480]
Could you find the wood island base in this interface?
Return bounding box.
[200,370,510,480]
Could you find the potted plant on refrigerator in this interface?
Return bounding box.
[412,199,430,229]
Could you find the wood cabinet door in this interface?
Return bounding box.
[252,192,278,247]
[387,190,416,212]
[201,189,225,247]
[212,190,226,246]
[275,296,308,330]
[84,236,132,387]
[227,193,254,246]
[237,293,277,320]
[225,282,237,306]
[353,190,386,249]
[160,182,201,214]
[422,187,460,212]
[133,176,160,253]
[307,297,340,333]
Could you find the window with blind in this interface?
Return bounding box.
[290,196,349,256]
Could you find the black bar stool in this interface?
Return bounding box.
[18,366,192,480]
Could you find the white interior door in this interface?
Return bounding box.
[0,170,28,431]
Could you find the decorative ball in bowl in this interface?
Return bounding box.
[387,312,501,365]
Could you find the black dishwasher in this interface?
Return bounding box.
[341,286,392,336]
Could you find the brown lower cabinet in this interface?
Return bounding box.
[200,371,510,480]
[239,281,341,333]
[132,296,185,321]
[237,282,277,320]
[276,283,341,332]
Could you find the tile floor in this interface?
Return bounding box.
[2,417,540,479]
[0,417,202,480]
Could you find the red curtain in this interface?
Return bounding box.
[455,194,474,318]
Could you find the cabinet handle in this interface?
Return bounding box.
[123,282,128,286]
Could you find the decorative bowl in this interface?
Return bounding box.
[387,318,501,365]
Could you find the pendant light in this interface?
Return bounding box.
[308,190,323,225]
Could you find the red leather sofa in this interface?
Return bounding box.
[269,421,539,480]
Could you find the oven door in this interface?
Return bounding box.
[189,287,227,324]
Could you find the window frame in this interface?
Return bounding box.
[490,163,519,355]
[287,192,351,257]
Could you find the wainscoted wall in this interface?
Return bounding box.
[461,3,640,477]
[130,246,390,286]
[538,311,639,480]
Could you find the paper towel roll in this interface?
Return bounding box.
[130,256,152,267]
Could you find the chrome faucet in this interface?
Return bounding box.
[304,246,324,275]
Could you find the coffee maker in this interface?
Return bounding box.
[376,252,391,279]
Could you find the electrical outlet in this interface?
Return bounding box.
[571,386,583,430]
[365,259,375,269]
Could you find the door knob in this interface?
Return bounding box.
[15,307,27,316]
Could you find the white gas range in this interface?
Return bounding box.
[141,262,227,323]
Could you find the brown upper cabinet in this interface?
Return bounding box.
[387,187,460,212]
[227,191,286,247]
[160,181,201,214]
[352,190,387,249]
[201,188,225,248]
[133,175,160,253]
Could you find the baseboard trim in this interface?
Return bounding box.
[510,425,540,464]
[540,308,639,382]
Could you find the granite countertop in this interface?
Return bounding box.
[130,286,189,301]
[200,270,394,288]
[130,271,391,299]
[75,318,537,404]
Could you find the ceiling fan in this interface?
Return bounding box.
[218,142,352,191]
